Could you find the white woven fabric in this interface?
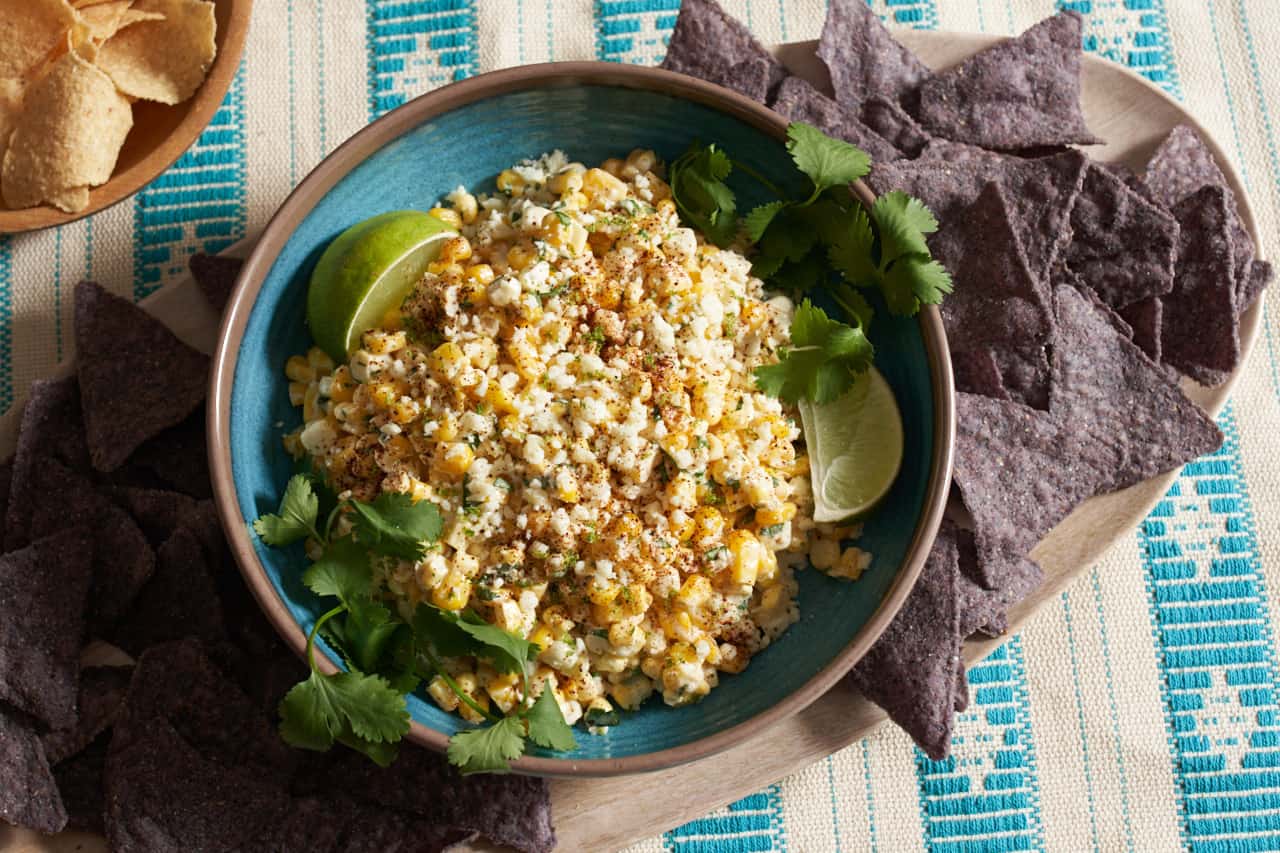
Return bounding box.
[3,2,1280,850]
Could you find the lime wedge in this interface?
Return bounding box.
[307,210,456,360]
[798,366,904,523]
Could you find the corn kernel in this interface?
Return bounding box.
[496,169,525,194]
[435,412,459,442]
[587,583,620,606]
[506,242,536,272]
[758,547,779,584]
[755,502,797,528]
[691,506,725,544]
[484,382,518,415]
[427,206,462,228]
[810,538,840,571]
[307,347,335,373]
[285,355,315,383]
[440,236,473,264]
[725,529,762,586]
[449,189,479,224]
[328,367,355,404]
[548,170,584,195]
[288,381,306,407]
[666,474,697,512]
[530,625,556,653]
[669,511,695,543]
[599,158,625,178]
[626,149,658,173]
[465,263,495,285]
[439,442,474,476]
[676,575,713,611]
[389,398,420,424]
[609,512,643,540]
[432,572,471,611]
[427,675,460,712]
[368,382,397,409]
[302,385,323,423]
[430,341,466,376]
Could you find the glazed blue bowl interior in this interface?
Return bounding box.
[231,84,935,761]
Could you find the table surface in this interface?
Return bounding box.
[4,2,1280,851]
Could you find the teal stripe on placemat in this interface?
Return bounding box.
[132,64,247,301]
[365,0,479,120]
[1140,406,1280,851]
[1057,0,1181,93]
[665,785,789,852]
[916,640,1045,853]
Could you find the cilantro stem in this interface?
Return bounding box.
[729,158,785,199]
[306,604,347,673]
[831,291,868,326]
[322,504,343,546]
[421,646,502,723]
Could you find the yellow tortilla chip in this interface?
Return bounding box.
[1,49,132,210]
[0,79,25,166]
[77,1,165,44]
[47,184,90,213]
[94,0,216,105]
[0,0,78,79]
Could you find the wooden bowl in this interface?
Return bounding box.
[0,0,252,234]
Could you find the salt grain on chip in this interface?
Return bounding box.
[95,0,216,105]
[1,48,131,210]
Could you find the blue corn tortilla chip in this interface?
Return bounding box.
[115,638,296,786]
[27,459,155,634]
[769,76,900,163]
[1144,125,1258,306]
[931,181,1054,409]
[861,94,932,158]
[1118,296,1163,363]
[188,251,242,314]
[0,457,10,545]
[1162,186,1239,386]
[105,717,290,853]
[1054,283,1223,493]
[848,521,960,760]
[4,376,90,551]
[53,732,108,833]
[817,0,931,111]
[955,283,1223,587]
[0,529,93,730]
[108,527,227,659]
[660,0,787,101]
[950,348,1010,402]
[111,405,212,498]
[870,146,1088,287]
[304,745,557,853]
[955,526,1042,637]
[917,12,1102,149]
[1241,259,1273,315]
[105,486,200,546]
[0,702,67,833]
[74,281,210,473]
[42,665,133,765]
[1065,162,1179,308]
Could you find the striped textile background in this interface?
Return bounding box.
[3,1,1280,850]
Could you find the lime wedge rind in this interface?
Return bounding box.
[307,210,455,360]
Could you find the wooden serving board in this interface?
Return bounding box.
[0,31,1263,853]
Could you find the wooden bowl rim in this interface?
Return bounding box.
[0,0,253,234]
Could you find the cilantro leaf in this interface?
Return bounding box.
[757,208,817,265]
[452,611,539,674]
[413,604,486,660]
[872,191,933,265]
[302,536,372,603]
[880,255,954,316]
[767,250,827,296]
[744,201,787,243]
[336,731,399,768]
[830,283,875,330]
[794,197,860,247]
[786,122,872,198]
[670,143,738,247]
[252,474,318,545]
[826,205,878,286]
[754,300,874,404]
[447,715,526,774]
[279,669,410,759]
[523,683,577,751]
[349,493,442,559]
[340,597,405,674]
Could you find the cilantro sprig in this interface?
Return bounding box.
[254,474,576,773]
[668,122,952,404]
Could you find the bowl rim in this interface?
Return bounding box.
[0,0,254,235]
[208,61,956,777]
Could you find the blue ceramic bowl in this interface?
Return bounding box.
[210,63,954,776]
